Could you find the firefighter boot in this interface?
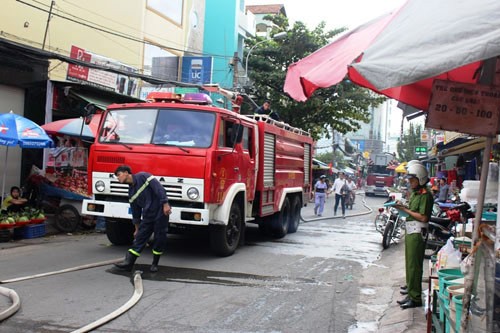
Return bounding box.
[150,254,161,273]
[114,252,138,271]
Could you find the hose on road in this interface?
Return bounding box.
[0,258,122,323]
[0,286,20,322]
[0,258,122,284]
[71,270,144,333]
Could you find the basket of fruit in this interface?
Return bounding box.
[25,207,46,224]
[0,216,17,228]
[15,216,32,226]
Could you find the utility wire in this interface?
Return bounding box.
[17,0,230,60]
[59,0,205,56]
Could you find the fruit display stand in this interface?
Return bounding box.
[0,224,14,242]
[13,223,46,239]
[1,217,47,241]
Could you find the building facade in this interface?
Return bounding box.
[204,0,254,90]
[0,0,202,193]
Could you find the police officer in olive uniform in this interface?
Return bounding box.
[394,162,433,309]
[114,165,172,272]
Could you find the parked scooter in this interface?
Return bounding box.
[424,201,473,258]
[374,197,406,249]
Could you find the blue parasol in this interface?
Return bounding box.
[0,111,53,199]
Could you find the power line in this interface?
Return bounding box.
[59,0,205,56]
[17,0,232,60]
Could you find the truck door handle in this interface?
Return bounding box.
[234,167,239,172]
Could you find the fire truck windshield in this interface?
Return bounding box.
[368,165,391,175]
[99,108,215,148]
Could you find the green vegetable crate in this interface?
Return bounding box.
[14,224,46,239]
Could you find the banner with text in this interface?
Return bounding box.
[67,45,140,97]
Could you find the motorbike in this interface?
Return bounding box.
[374,203,406,249]
[424,201,473,258]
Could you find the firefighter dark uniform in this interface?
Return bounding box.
[115,172,169,272]
[404,186,433,306]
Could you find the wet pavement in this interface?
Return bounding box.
[302,192,428,333]
[2,191,429,332]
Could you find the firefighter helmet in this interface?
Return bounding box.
[406,163,429,186]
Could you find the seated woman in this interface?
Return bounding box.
[2,186,28,213]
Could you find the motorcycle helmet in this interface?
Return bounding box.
[406,163,429,186]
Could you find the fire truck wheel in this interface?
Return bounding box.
[288,196,301,233]
[105,218,134,246]
[54,204,81,233]
[210,202,242,257]
[271,197,290,238]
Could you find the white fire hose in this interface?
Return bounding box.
[72,270,143,333]
[0,258,144,333]
[0,286,20,322]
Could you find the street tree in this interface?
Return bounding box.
[242,16,385,141]
[397,123,425,161]
[316,150,347,170]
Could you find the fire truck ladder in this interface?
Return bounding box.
[246,115,311,137]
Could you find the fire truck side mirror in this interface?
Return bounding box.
[84,114,93,125]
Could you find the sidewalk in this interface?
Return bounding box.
[375,239,428,333]
[303,192,428,333]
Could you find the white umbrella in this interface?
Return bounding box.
[351,0,500,90]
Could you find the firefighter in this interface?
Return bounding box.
[255,100,281,121]
[114,165,172,272]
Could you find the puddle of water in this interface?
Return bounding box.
[107,264,320,290]
[348,321,378,333]
[360,288,376,295]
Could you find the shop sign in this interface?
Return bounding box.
[435,134,445,144]
[181,56,213,84]
[420,130,429,142]
[415,146,427,156]
[427,80,500,137]
[67,46,140,97]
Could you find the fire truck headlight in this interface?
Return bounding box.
[95,181,105,192]
[187,187,199,200]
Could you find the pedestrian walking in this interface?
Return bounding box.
[345,176,357,207]
[332,172,348,218]
[114,165,172,273]
[313,175,328,216]
[394,163,433,309]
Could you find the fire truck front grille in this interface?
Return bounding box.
[108,180,184,199]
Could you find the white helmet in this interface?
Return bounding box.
[406,163,429,186]
[406,160,422,170]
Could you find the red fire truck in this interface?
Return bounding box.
[82,88,313,256]
[365,153,396,196]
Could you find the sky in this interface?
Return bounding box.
[245,0,408,148]
[245,0,406,31]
